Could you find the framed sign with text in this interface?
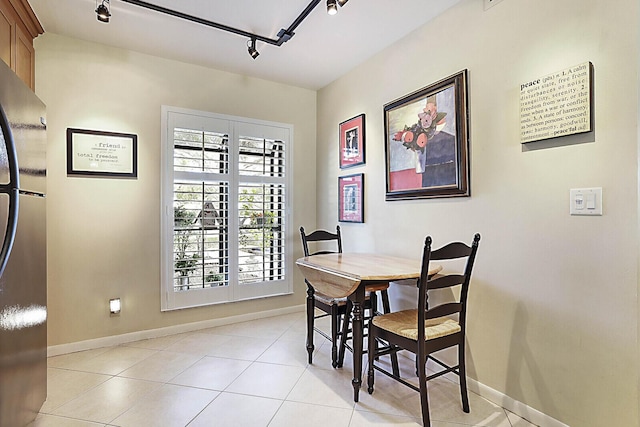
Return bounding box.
[520,61,594,143]
[67,128,138,178]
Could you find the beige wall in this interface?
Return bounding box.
[33,1,640,424]
[317,0,638,426]
[34,33,316,347]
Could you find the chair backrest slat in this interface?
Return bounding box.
[424,302,462,320]
[429,241,472,260]
[304,230,338,242]
[427,274,466,290]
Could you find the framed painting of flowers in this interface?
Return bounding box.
[384,70,470,200]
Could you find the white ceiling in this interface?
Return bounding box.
[29,0,461,90]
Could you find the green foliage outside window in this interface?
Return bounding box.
[174,205,200,277]
[239,187,275,251]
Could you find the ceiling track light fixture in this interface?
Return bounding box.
[247,38,259,59]
[95,0,111,23]
[327,0,338,15]
[106,0,351,58]
[328,0,349,14]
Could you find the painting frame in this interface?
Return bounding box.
[338,173,364,223]
[339,113,365,169]
[384,70,469,200]
[67,128,138,178]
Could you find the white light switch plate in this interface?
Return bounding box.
[570,188,602,216]
[484,0,505,10]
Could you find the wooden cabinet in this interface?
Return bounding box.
[0,0,42,91]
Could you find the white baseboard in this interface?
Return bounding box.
[467,377,569,427]
[47,304,305,357]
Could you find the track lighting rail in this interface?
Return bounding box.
[120,0,321,46]
[101,0,350,58]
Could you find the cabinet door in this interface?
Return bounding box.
[15,23,33,89]
[0,2,14,69]
[0,0,37,90]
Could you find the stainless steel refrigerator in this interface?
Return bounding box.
[0,60,47,426]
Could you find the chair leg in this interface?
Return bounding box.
[380,289,399,377]
[369,292,379,359]
[381,289,391,314]
[370,290,378,316]
[459,342,470,413]
[330,304,339,368]
[306,285,315,364]
[337,300,352,368]
[417,349,431,427]
[367,321,376,394]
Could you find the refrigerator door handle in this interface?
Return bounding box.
[0,103,20,277]
[0,102,20,189]
[0,188,17,277]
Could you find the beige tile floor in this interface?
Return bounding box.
[32,312,538,427]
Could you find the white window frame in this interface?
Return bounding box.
[160,105,293,311]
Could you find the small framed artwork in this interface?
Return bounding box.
[338,173,364,223]
[384,70,469,200]
[67,128,138,178]
[339,113,365,169]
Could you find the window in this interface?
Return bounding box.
[161,106,292,310]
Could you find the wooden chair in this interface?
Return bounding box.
[300,226,395,370]
[366,234,481,427]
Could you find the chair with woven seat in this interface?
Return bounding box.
[300,225,396,370]
[366,233,481,427]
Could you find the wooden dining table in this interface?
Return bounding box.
[296,253,442,402]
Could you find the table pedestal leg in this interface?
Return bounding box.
[349,285,364,402]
